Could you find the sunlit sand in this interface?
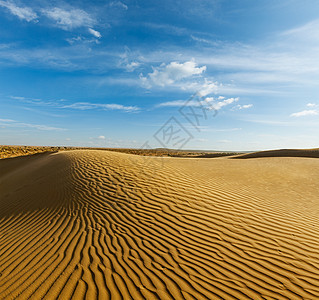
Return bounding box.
[0,150,318,299]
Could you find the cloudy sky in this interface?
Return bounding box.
[1,0,319,151]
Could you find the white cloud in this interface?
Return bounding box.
[118,49,141,72]
[98,135,106,140]
[307,103,317,107]
[62,102,139,112]
[208,97,239,110]
[125,61,140,72]
[0,2,101,39]
[0,0,37,21]
[138,60,221,98]
[197,79,219,96]
[157,100,192,107]
[290,110,318,117]
[42,7,94,30]
[140,60,206,88]
[190,35,212,44]
[110,1,128,10]
[66,35,101,45]
[233,104,253,110]
[239,104,253,109]
[88,28,101,38]
[65,36,84,44]
[157,96,238,111]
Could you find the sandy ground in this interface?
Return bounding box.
[0,150,318,299]
[0,146,65,159]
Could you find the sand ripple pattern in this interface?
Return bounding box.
[0,150,319,299]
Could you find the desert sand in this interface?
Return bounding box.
[0,150,319,299]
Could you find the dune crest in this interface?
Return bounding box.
[232,148,319,159]
[0,150,319,299]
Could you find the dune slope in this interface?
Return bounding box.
[0,150,319,299]
[232,148,319,159]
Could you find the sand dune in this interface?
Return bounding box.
[232,148,319,159]
[0,150,319,299]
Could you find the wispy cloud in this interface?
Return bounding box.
[0,0,38,22]
[118,48,142,72]
[232,104,253,110]
[190,35,220,46]
[157,96,238,111]
[0,118,64,130]
[193,20,319,92]
[0,42,118,70]
[290,101,319,117]
[217,139,232,144]
[205,127,242,132]
[0,2,102,41]
[0,118,15,122]
[110,1,128,10]
[141,22,189,36]
[21,106,65,118]
[61,102,139,112]
[307,103,317,108]
[243,117,319,127]
[88,28,101,38]
[10,96,139,113]
[290,110,318,117]
[10,95,63,106]
[125,61,140,72]
[281,19,319,44]
[156,100,191,107]
[10,95,27,100]
[42,7,95,30]
[207,97,239,110]
[243,118,294,126]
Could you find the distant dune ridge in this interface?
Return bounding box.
[0,145,240,160]
[232,148,319,159]
[0,150,319,299]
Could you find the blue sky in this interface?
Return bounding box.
[1,0,319,151]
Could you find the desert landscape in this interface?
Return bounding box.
[2,1,319,299]
[0,148,318,299]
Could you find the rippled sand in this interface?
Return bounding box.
[0,150,318,299]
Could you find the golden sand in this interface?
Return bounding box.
[0,150,318,299]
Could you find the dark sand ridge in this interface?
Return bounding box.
[231,148,319,159]
[0,150,318,299]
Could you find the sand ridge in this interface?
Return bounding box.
[0,150,319,299]
[232,148,319,159]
